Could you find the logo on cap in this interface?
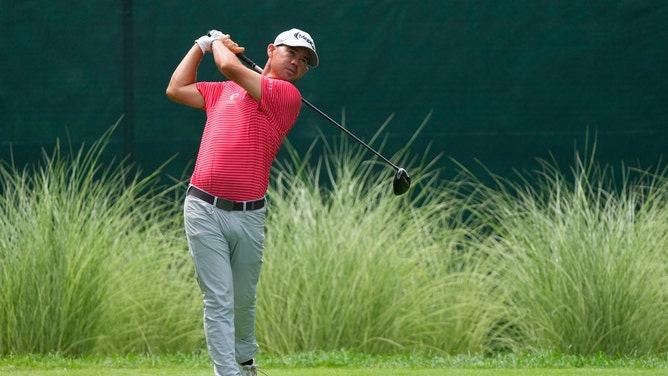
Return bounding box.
[293,31,315,51]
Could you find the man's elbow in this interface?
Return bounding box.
[165,84,178,102]
[164,84,205,109]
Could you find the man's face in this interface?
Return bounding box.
[268,45,310,82]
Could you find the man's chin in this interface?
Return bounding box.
[280,73,298,83]
[281,68,302,81]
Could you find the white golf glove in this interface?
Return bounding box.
[194,29,224,53]
[207,29,224,39]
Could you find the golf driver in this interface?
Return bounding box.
[236,53,412,196]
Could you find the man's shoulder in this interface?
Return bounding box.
[262,76,301,100]
[197,80,230,89]
[262,76,297,88]
[196,80,231,95]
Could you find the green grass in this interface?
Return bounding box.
[0,127,202,355]
[457,144,668,355]
[1,124,668,358]
[2,351,668,375]
[260,125,509,355]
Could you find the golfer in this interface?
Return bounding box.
[166,28,318,376]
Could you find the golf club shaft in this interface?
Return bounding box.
[237,54,401,172]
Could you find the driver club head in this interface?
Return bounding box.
[393,168,411,196]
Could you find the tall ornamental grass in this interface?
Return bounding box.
[464,147,668,355]
[1,123,667,357]
[259,119,511,355]
[0,128,202,355]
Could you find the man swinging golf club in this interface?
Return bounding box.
[166,28,319,376]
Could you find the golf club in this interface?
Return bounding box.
[236,53,411,196]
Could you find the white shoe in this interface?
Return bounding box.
[240,363,256,376]
[240,360,267,376]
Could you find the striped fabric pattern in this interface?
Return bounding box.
[190,77,302,201]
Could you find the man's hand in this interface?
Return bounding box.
[207,29,224,39]
[211,34,246,55]
[195,29,224,53]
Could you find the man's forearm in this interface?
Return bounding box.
[166,44,206,107]
[169,44,204,87]
[211,39,244,77]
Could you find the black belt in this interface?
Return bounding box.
[187,186,265,211]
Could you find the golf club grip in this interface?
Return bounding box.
[236,53,400,171]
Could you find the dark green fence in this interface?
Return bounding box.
[2,1,667,181]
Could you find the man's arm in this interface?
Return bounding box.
[211,36,262,101]
[166,44,206,109]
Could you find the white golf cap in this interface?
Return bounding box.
[273,28,319,67]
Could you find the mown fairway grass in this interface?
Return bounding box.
[2,352,668,375]
[3,370,667,376]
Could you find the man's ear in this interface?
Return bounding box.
[267,43,277,58]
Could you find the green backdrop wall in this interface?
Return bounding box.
[2,1,667,182]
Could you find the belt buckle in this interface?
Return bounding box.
[214,197,234,211]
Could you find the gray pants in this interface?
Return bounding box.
[184,194,266,376]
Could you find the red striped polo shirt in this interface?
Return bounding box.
[190,76,302,201]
